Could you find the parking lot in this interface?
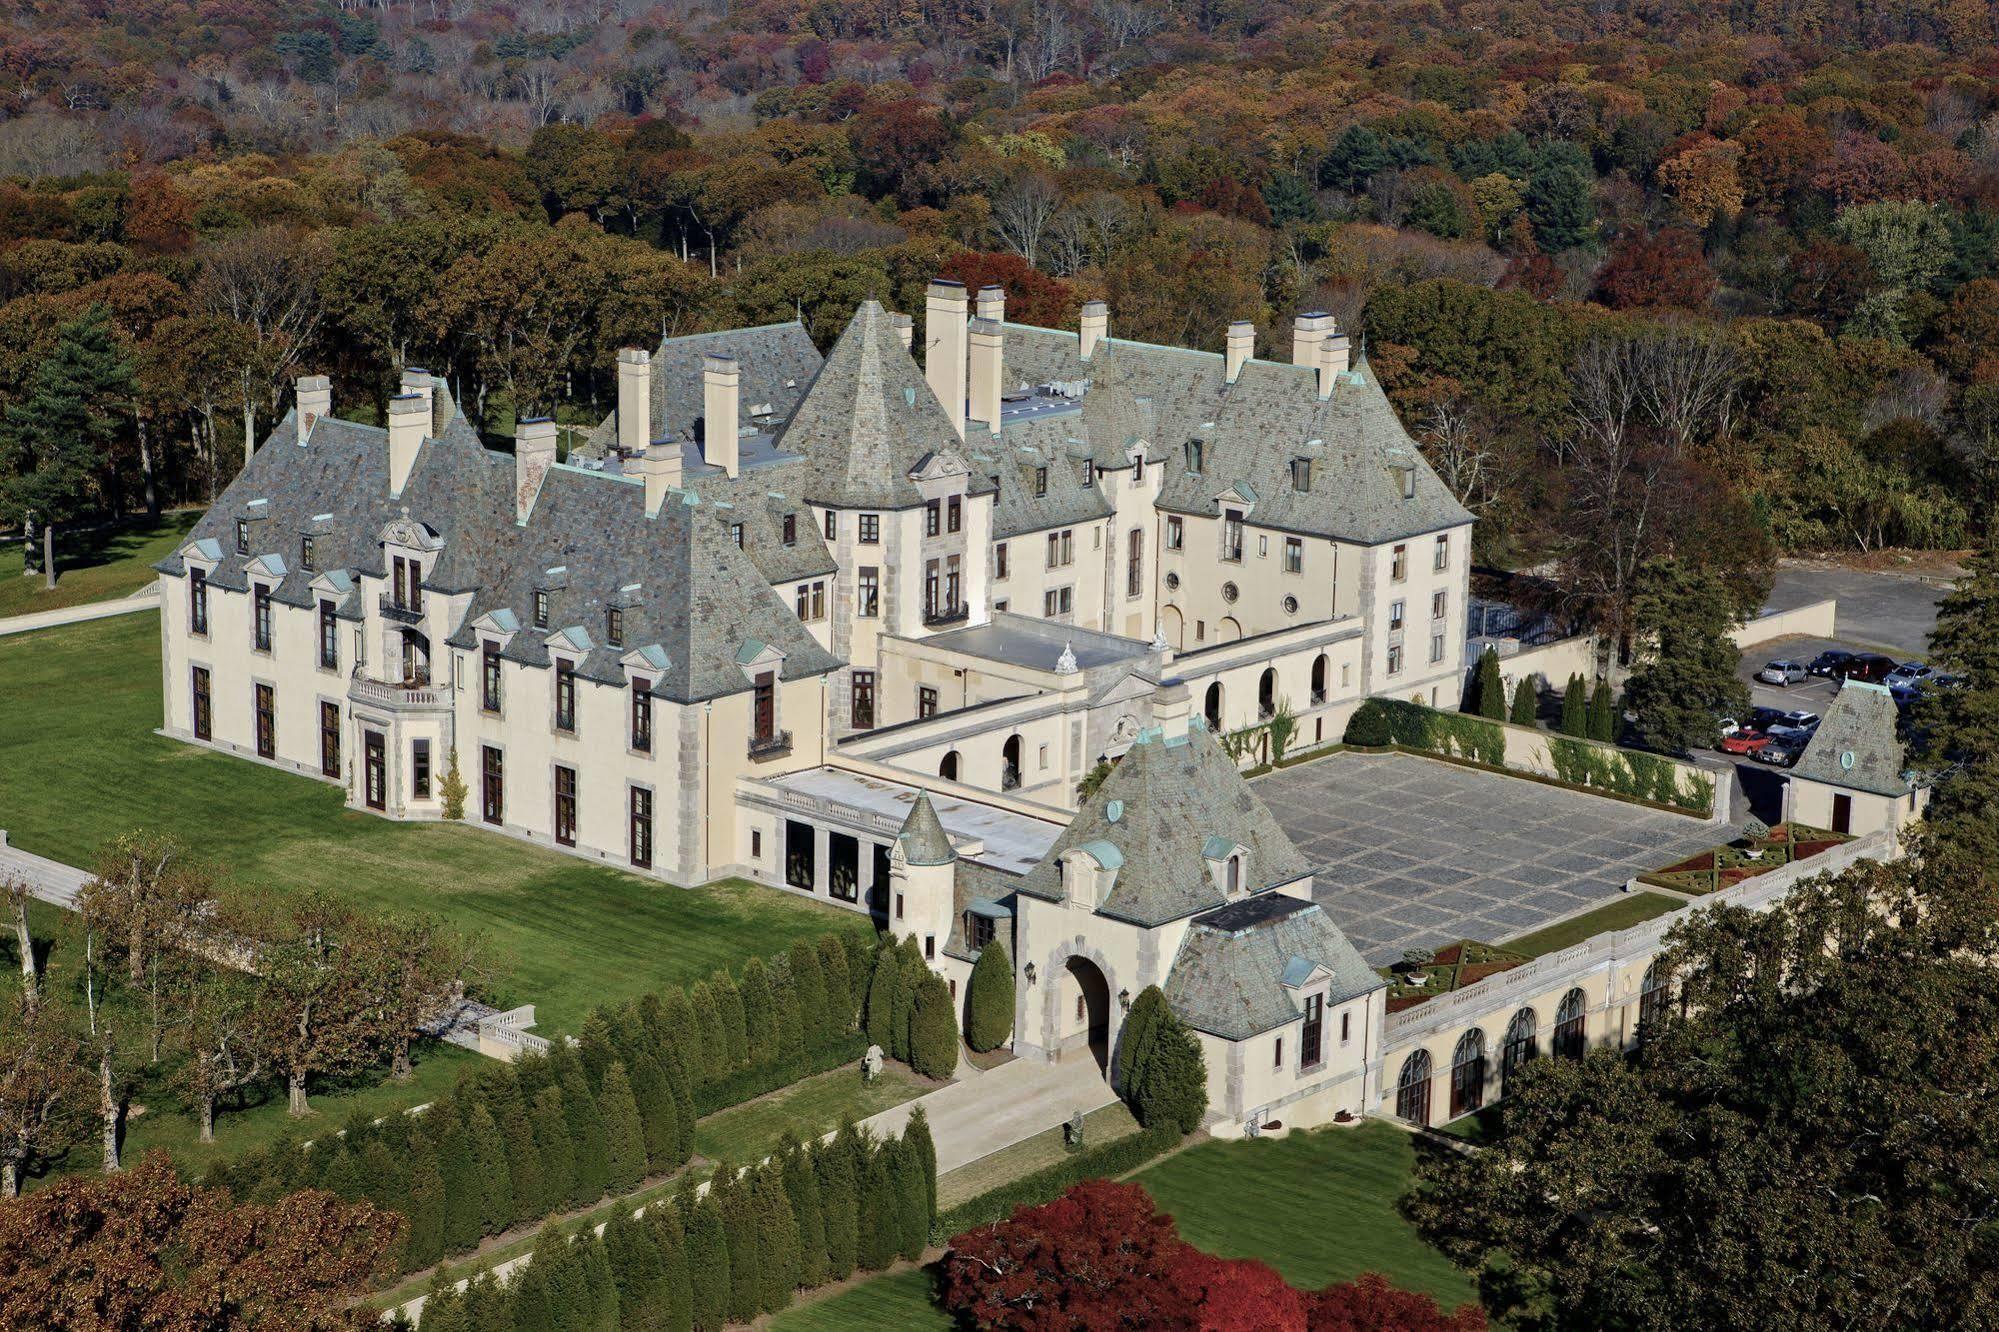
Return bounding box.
[1255,751,1725,965]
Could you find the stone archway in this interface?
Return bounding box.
[1031,940,1123,1080]
[1066,956,1112,1073]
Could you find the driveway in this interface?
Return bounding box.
[857,1054,1117,1175]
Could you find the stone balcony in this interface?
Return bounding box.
[348,669,452,711]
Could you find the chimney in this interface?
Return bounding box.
[1079,300,1109,361]
[1319,332,1351,397]
[702,354,740,478]
[642,439,682,518]
[968,318,1003,435]
[1225,321,1254,384]
[976,285,1005,323]
[515,418,558,524]
[400,366,438,437]
[616,348,651,456]
[1291,312,1334,367]
[924,279,969,440]
[1152,680,1192,738]
[892,313,913,351]
[387,393,427,498]
[295,375,331,443]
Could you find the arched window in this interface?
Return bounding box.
[1001,735,1022,791]
[1258,668,1277,720]
[1554,988,1587,1060]
[1450,1029,1487,1118]
[1204,682,1223,731]
[1637,962,1673,1041]
[1501,1007,1538,1095]
[1311,654,1328,704]
[1225,855,1242,895]
[939,750,960,782]
[1395,1050,1432,1126]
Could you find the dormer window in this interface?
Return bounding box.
[1291,458,1311,492]
[533,590,550,629]
[730,523,744,548]
[859,514,879,543]
[301,535,316,572]
[1399,466,1416,499]
[554,657,577,733]
[948,495,961,532]
[1034,467,1048,497]
[1185,441,1203,474]
[1133,456,1144,483]
[1226,854,1242,895]
[252,584,273,652]
[1081,460,1094,487]
[391,556,422,613]
[235,519,249,555]
[606,608,624,648]
[925,500,940,536]
[782,513,797,546]
[1301,992,1324,1068]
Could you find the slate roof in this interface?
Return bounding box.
[970,418,1115,539]
[1163,895,1383,1041]
[1014,723,1312,927]
[1000,324,1472,544]
[898,792,958,866]
[580,322,823,457]
[163,405,840,705]
[1793,680,1916,798]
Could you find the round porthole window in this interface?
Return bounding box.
[1164,572,1180,591]
[1221,581,1239,603]
[1283,595,1299,615]
[1106,799,1124,823]
[1841,750,1855,770]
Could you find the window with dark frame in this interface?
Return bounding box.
[319,701,339,777]
[1274,1037,1283,1068]
[554,658,577,732]
[554,765,577,846]
[811,581,825,620]
[533,590,549,628]
[235,519,249,555]
[782,513,797,546]
[730,523,744,548]
[824,510,836,540]
[994,542,1009,579]
[947,495,961,532]
[412,738,431,800]
[301,535,316,572]
[606,608,624,648]
[1081,460,1094,486]
[859,513,879,543]
[925,499,940,536]
[482,641,502,713]
[189,567,208,634]
[1284,537,1303,574]
[918,686,938,719]
[252,584,273,651]
[1222,509,1244,562]
[481,746,503,825]
[1133,455,1144,483]
[851,670,875,729]
[1127,528,1144,598]
[1167,516,1183,550]
[631,677,652,752]
[393,558,406,608]
[1434,533,1449,571]
[753,671,776,743]
[191,667,211,740]
[857,567,879,617]
[1292,458,1311,492]
[318,600,338,669]
[1391,543,1407,580]
[254,683,275,759]
[1033,467,1047,496]
[1043,586,1072,617]
[1301,993,1324,1067]
[1184,440,1203,473]
[968,912,995,951]
[630,786,653,869]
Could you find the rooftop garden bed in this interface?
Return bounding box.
[1380,940,1529,1014]
[1637,821,1853,897]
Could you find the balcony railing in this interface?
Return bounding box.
[923,603,970,628]
[378,596,424,625]
[349,669,449,709]
[748,729,794,760]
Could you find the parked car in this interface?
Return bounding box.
[1885,662,1934,688]
[1757,658,1808,686]
[1718,727,1774,756]
[1754,736,1809,767]
[1766,710,1821,743]
[1807,649,1855,678]
[1893,671,1962,707]
[1838,653,1899,684]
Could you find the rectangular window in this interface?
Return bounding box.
[1390,600,1405,631]
[301,535,315,572]
[1133,455,1145,483]
[318,599,338,669]
[1166,516,1183,550]
[824,509,837,540]
[554,658,576,733]
[1432,589,1447,620]
[1046,530,1072,568]
[1431,632,1445,664]
[1275,1037,1284,1069]
[945,555,961,613]
[851,670,875,729]
[252,584,273,652]
[796,583,812,620]
[994,542,1009,580]
[1222,510,1243,562]
[1033,467,1047,496]
[857,567,880,618]
[781,512,797,546]
[895,892,905,921]
[554,765,577,847]
[406,558,424,612]
[1043,586,1073,618]
[364,730,385,810]
[606,608,624,648]
[482,642,503,713]
[1341,1011,1351,1043]
[1127,528,1144,598]
[188,567,208,635]
[235,518,249,555]
[1387,644,1403,675]
[1302,993,1324,1067]
[925,499,940,537]
[1391,543,1408,581]
[481,746,503,825]
[1081,460,1094,486]
[925,935,936,960]
[1434,533,1449,571]
[730,523,744,548]
[191,666,211,741]
[968,912,995,951]
[1292,458,1311,492]
[1184,440,1203,473]
[320,701,340,778]
[918,686,938,719]
[1283,537,1303,575]
[413,738,431,800]
[254,683,275,759]
[947,495,961,532]
[533,590,549,629]
[925,559,940,616]
[393,557,407,609]
[631,678,652,753]
[630,786,654,869]
[753,671,776,743]
[1259,534,1268,559]
[859,513,879,544]
[811,581,825,620]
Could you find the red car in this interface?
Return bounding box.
[1717,728,1773,756]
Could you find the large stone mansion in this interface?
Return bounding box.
[151,280,1914,1138]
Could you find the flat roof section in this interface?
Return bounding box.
[921,612,1155,674]
[1254,751,1729,965]
[759,766,1063,876]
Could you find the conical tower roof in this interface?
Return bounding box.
[898,791,958,866]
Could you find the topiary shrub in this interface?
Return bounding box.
[439,748,467,821]
[908,972,960,1079]
[963,940,1014,1053]
[1344,699,1393,747]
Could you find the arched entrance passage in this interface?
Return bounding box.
[1258,667,1277,720]
[939,750,960,782]
[1204,682,1223,731]
[1311,654,1328,704]
[1065,955,1112,1073]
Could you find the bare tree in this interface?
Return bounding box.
[1632,323,1743,456]
[196,229,331,462]
[1418,393,1503,515]
[0,1002,88,1197]
[5,879,34,1016]
[990,171,1060,267]
[1556,332,1668,651]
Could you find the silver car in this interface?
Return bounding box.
[1757,659,1807,686]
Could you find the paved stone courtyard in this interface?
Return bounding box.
[1254,752,1724,964]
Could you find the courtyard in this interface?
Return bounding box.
[1255,751,1724,964]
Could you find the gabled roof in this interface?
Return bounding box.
[1015,725,1311,927]
[1164,895,1383,1041]
[1793,680,1915,798]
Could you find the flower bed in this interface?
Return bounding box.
[1380,940,1529,1013]
[1637,822,1852,896]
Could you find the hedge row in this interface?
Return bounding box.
[212,930,919,1276]
[932,1123,1181,1242]
[1343,697,1505,766]
[1548,735,1713,813]
[414,1114,937,1332]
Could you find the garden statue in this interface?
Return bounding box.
[862,1044,884,1082]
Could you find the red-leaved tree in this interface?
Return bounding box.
[1308,1271,1488,1332]
[1171,1247,1307,1330]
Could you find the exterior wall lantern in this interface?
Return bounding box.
[1024,962,1037,986]
[1118,988,1132,1012]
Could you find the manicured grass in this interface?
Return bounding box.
[1133,1123,1478,1307]
[1501,891,1684,957]
[0,614,871,1032]
[692,1062,933,1168]
[0,510,201,618]
[936,1101,1140,1209]
[768,1266,952,1332]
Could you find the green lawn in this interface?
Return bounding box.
[0,510,201,619]
[936,1101,1140,1209]
[692,1062,934,1167]
[769,1267,952,1332]
[1133,1124,1478,1307]
[1501,891,1684,957]
[0,613,871,1033]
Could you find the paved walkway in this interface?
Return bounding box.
[0,831,92,908]
[856,1053,1117,1175]
[0,582,158,638]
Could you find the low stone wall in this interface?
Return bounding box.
[1734,597,1838,649]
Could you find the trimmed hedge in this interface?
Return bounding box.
[692,1033,869,1118]
[932,1124,1181,1243]
[1548,735,1712,812]
[1343,697,1504,766]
